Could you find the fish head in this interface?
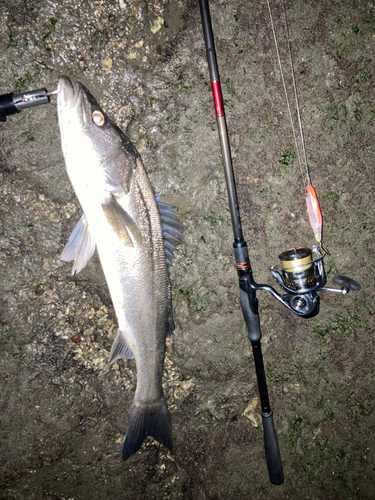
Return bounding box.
[57,75,124,163]
[57,76,140,221]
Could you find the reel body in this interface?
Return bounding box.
[270,245,325,318]
[246,244,360,319]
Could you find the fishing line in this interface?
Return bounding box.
[282,0,311,186]
[267,0,325,250]
[266,0,306,186]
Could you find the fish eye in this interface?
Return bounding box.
[92,110,106,127]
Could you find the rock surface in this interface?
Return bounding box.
[0,0,374,498]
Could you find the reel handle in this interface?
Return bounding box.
[332,275,361,291]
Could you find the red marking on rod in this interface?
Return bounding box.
[211,81,224,116]
[236,262,250,269]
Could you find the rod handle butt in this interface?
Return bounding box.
[261,410,284,485]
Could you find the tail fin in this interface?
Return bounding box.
[122,398,173,460]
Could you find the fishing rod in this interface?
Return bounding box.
[198,0,360,485]
[199,0,284,485]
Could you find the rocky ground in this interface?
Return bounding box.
[0,0,374,498]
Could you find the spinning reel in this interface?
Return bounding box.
[250,245,361,318]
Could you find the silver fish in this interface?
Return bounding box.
[57,76,184,459]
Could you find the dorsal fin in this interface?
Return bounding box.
[156,196,185,267]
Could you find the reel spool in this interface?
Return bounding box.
[278,247,315,290]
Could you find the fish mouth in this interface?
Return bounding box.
[57,75,91,160]
[58,76,81,110]
[57,75,91,133]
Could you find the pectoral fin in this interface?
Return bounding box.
[102,196,142,247]
[61,215,96,275]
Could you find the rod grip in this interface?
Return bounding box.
[261,411,284,485]
[239,274,261,342]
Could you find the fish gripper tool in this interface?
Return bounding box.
[0,87,58,122]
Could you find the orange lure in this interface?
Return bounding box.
[305,184,323,245]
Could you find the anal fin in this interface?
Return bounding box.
[109,329,134,363]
